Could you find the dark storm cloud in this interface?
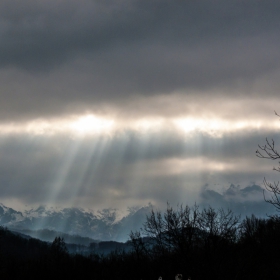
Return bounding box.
[0,1,280,120]
[1,0,279,70]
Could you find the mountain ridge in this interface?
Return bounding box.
[0,203,152,242]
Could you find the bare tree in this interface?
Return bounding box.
[199,207,240,246]
[140,203,201,255]
[129,230,148,259]
[256,111,280,211]
[132,203,240,257]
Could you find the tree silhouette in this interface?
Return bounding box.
[256,111,280,211]
[51,236,68,256]
[142,203,201,255]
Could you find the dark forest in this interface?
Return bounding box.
[1,204,280,280]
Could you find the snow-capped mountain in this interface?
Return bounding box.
[0,203,152,242]
[0,203,24,224]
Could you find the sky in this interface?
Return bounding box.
[1,0,280,215]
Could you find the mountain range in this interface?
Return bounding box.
[1,184,276,244]
[0,203,153,242]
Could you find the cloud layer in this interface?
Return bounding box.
[0,0,279,120]
[0,1,280,213]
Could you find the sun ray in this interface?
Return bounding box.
[34,139,82,230]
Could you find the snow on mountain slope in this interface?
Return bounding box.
[0,203,152,242]
[0,203,24,224]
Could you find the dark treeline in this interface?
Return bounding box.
[1,205,280,279]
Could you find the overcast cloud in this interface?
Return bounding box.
[0,1,280,215]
